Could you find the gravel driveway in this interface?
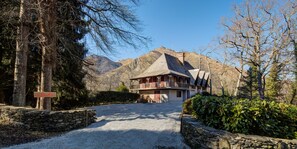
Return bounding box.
[6,101,189,149]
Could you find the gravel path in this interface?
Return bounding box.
[5,101,189,149]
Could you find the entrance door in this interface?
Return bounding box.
[154,91,160,102]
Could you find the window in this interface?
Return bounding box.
[177,91,182,97]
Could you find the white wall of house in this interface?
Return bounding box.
[168,90,183,101]
[190,88,198,97]
[139,90,188,102]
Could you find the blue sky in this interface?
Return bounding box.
[87,0,241,61]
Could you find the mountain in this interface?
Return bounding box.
[119,58,134,66]
[84,47,240,95]
[84,55,122,75]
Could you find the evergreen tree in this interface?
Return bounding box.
[1,0,145,109]
[239,65,258,100]
[51,0,89,110]
[0,0,89,109]
[265,57,281,100]
[0,0,18,104]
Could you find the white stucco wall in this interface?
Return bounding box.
[139,90,187,102]
[168,90,183,101]
[190,89,198,97]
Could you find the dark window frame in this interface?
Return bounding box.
[177,91,182,97]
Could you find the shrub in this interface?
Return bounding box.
[90,91,139,105]
[201,91,211,96]
[182,99,193,114]
[52,89,89,110]
[191,95,297,139]
[116,82,129,92]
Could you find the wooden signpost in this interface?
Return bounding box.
[34,92,57,98]
[34,92,56,110]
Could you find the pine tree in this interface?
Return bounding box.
[1,0,145,109]
[0,0,18,104]
[239,65,258,100]
[265,56,281,100]
[51,0,89,110]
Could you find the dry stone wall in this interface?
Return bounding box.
[181,115,297,149]
[0,105,96,132]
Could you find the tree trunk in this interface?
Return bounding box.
[234,73,242,97]
[205,57,212,94]
[292,42,297,102]
[40,50,52,110]
[13,0,30,106]
[219,76,225,96]
[257,71,265,100]
[36,0,56,110]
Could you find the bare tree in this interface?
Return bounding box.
[233,50,245,97]
[78,0,147,52]
[281,0,297,103]
[13,0,31,106]
[221,0,291,99]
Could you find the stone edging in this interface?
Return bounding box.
[0,105,96,132]
[181,114,297,149]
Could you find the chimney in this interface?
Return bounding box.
[177,52,185,65]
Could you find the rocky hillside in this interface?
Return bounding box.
[84,47,240,95]
[84,55,122,76]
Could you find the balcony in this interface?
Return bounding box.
[130,81,189,90]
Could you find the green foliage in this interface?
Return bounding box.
[191,95,297,139]
[116,82,129,92]
[0,0,90,109]
[239,66,258,99]
[0,0,17,104]
[289,82,297,104]
[265,56,281,100]
[50,0,89,110]
[90,91,139,105]
[201,91,211,96]
[182,99,193,114]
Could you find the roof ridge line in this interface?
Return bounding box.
[162,53,171,71]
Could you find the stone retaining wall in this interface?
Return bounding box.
[181,115,297,149]
[0,105,96,132]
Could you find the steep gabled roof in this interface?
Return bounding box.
[202,72,210,87]
[188,69,200,85]
[197,71,205,86]
[131,53,210,88]
[188,69,209,87]
[131,53,190,79]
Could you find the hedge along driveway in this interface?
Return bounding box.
[6,101,189,149]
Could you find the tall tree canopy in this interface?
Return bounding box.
[0,0,146,109]
[221,0,295,100]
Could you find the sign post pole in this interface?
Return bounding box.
[34,92,56,111]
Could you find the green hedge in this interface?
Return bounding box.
[182,99,193,114]
[90,91,140,105]
[190,95,297,139]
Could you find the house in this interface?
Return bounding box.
[130,53,210,103]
